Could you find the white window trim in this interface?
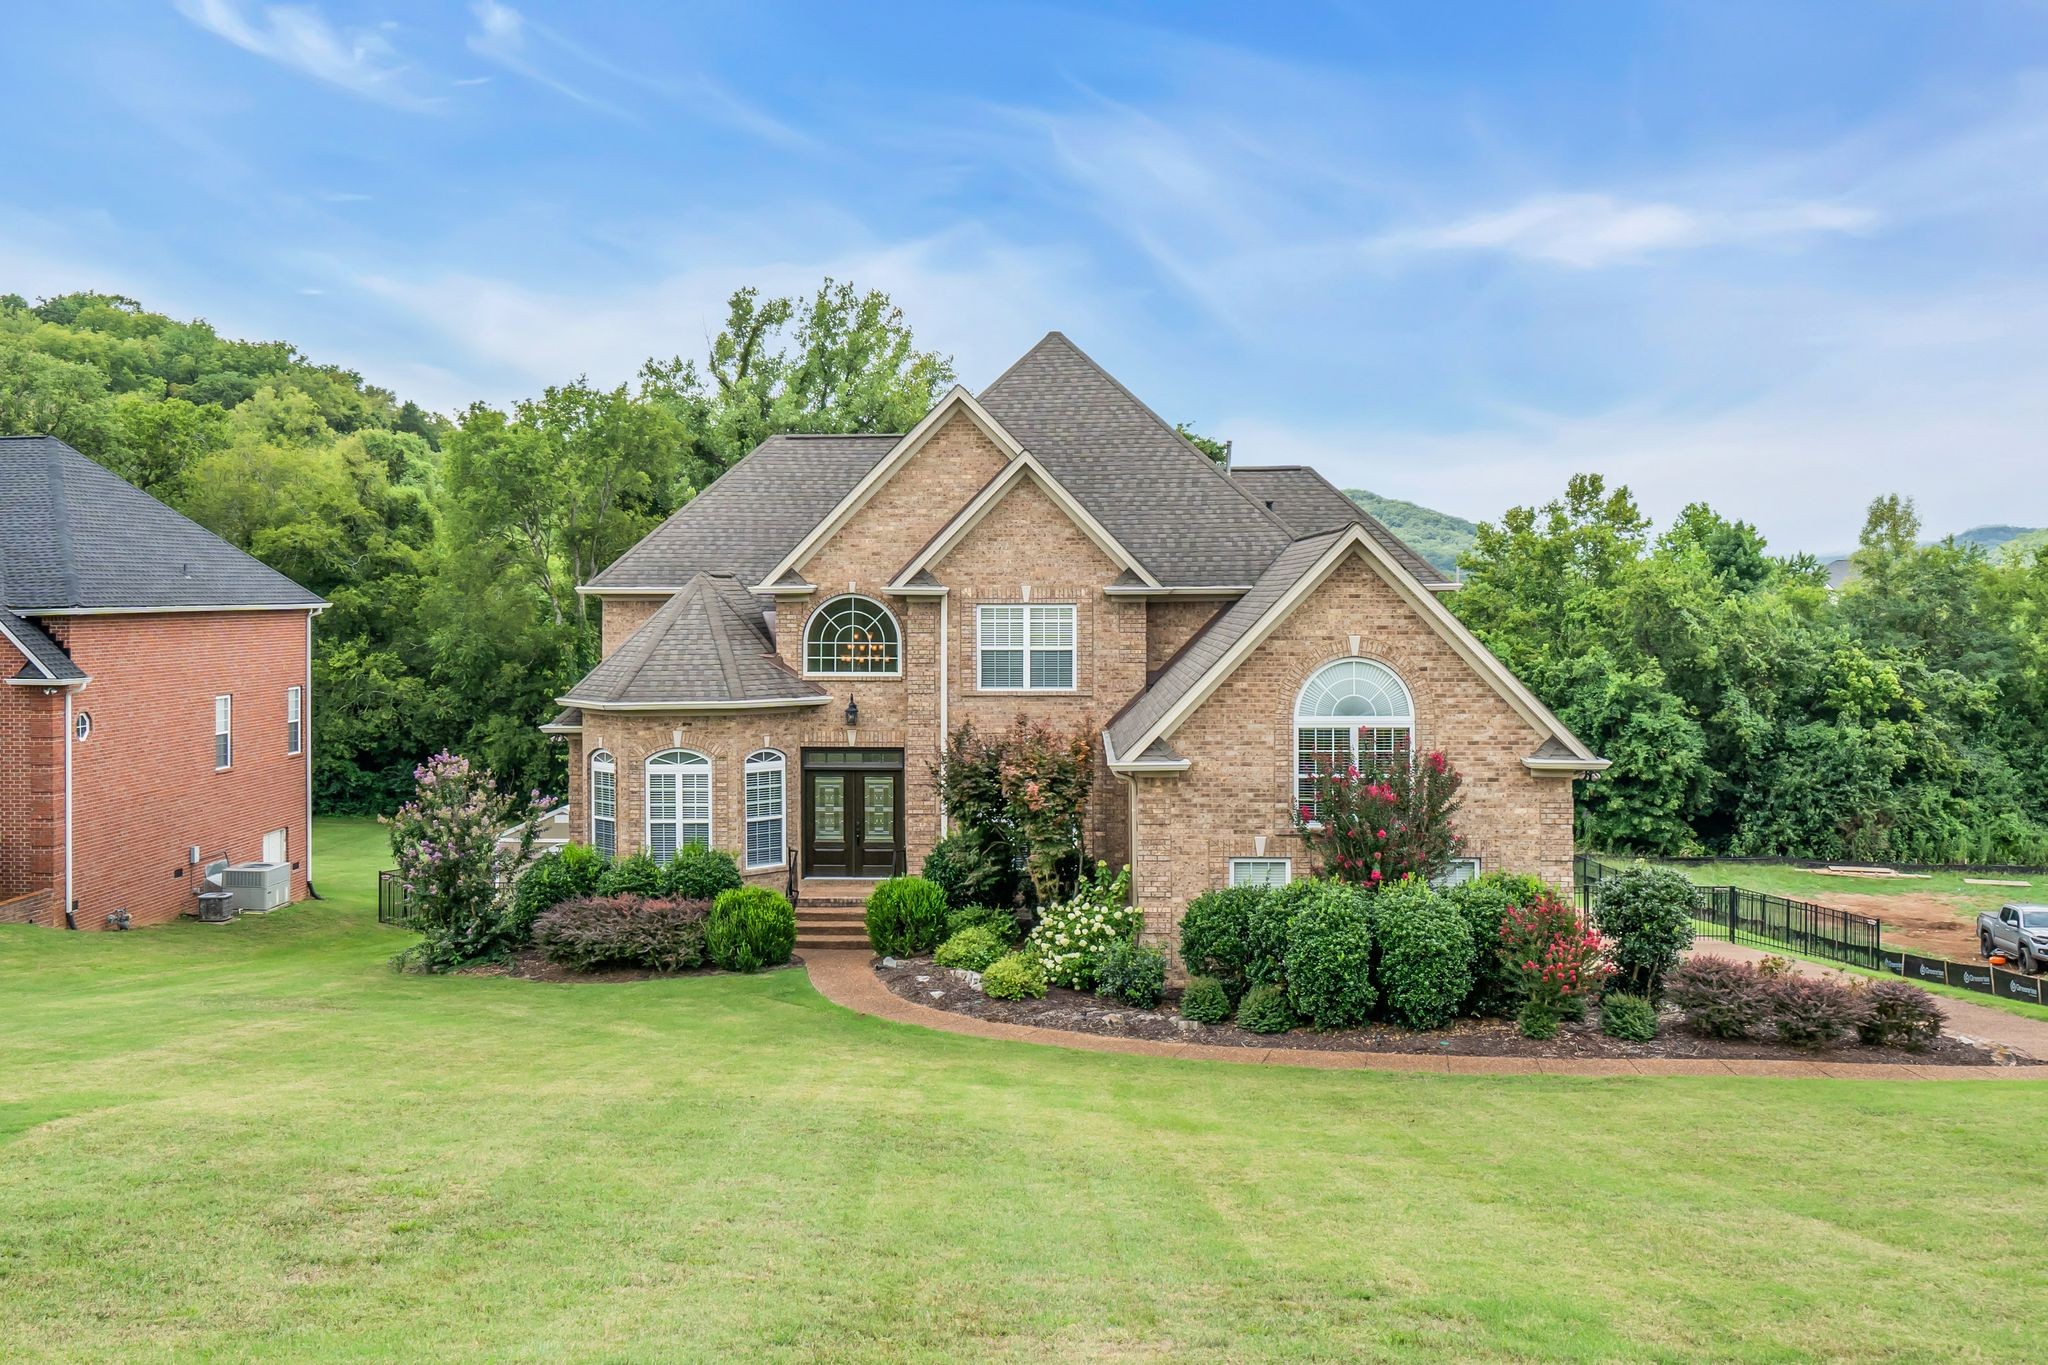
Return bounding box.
[802,594,903,679]
[214,694,233,771]
[1293,658,1415,815]
[645,749,712,865]
[589,749,617,856]
[285,685,303,756]
[976,602,1078,693]
[743,749,787,871]
[1229,857,1292,889]
[1432,857,1482,889]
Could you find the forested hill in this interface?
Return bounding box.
[1343,488,1477,576]
[0,286,953,812]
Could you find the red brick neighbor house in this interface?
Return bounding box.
[550,334,1607,952]
[0,435,325,929]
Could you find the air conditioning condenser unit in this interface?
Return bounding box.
[222,861,291,912]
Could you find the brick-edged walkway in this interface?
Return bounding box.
[801,950,2045,1080]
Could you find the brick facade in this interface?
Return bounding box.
[0,611,314,929]
[568,408,1583,947]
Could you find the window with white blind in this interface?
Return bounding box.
[978,603,1076,690]
[213,694,232,770]
[744,750,786,870]
[645,750,710,864]
[1294,659,1414,817]
[1229,858,1292,889]
[286,686,302,755]
[589,749,616,856]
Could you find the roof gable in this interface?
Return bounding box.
[0,436,324,614]
[0,607,87,685]
[1229,465,1453,588]
[888,451,1159,590]
[1107,524,1602,770]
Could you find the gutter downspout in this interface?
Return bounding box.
[63,688,75,928]
[937,593,949,840]
[305,611,319,900]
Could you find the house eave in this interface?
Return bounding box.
[12,601,328,615]
[556,695,832,713]
[1523,757,1612,775]
[1101,584,1251,598]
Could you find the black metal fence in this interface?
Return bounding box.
[1576,854,1885,970]
[376,871,414,927]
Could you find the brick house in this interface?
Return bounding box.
[550,334,1606,951]
[0,435,324,929]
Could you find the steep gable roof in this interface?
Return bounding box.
[0,435,324,614]
[1106,524,1603,771]
[976,333,1293,586]
[560,574,828,710]
[1229,465,1454,588]
[586,433,899,593]
[0,607,86,684]
[888,450,1159,590]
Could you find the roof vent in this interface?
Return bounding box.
[1264,500,1275,511]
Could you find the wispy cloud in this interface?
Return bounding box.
[464,1,807,145]
[1376,192,1877,268]
[173,0,438,110]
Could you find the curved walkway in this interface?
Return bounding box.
[802,950,2045,1080]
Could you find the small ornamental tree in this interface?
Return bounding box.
[1292,748,1464,888]
[1499,893,1612,1038]
[935,717,1094,904]
[385,752,558,972]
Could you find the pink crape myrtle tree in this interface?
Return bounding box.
[384,751,558,972]
[1291,742,1466,888]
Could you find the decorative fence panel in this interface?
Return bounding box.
[377,871,414,927]
[1575,855,1884,970]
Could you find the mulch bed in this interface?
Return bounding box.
[875,958,2040,1067]
[461,949,806,984]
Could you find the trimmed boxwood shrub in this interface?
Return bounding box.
[1857,979,1943,1050]
[1282,888,1375,1029]
[706,886,796,972]
[596,852,665,899]
[981,951,1046,1001]
[1178,885,1267,999]
[1599,991,1659,1042]
[1247,881,1323,987]
[1667,958,1772,1039]
[532,895,708,972]
[945,905,1018,943]
[1443,871,1549,1017]
[1094,940,1167,1009]
[510,843,608,941]
[1592,864,1699,998]
[864,876,950,956]
[1179,975,1232,1024]
[934,926,1008,972]
[1235,983,1295,1034]
[1371,876,1475,1030]
[663,844,743,902]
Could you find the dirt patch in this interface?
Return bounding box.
[1815,891,1985,960]
[875,959,2037,1067]
[460,949,807,984]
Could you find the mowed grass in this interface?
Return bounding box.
[0,822,2041,1361]
[1653,859,2036,918]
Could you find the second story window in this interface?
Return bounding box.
[978,604,1075,691]
[214,694,233,770]
[286,686,303,756]
[804,595,900,675]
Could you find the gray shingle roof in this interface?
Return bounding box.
[0,435,325,613]
[977,334,1292,587]
[542,706,583,732]
[1230,466,1453,587]
[562,574,828,709]
[587,434,899,592]
[1107,530,1345,759]
[0,607,85,683]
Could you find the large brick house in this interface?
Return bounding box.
[551,334,1606,949]
[0,435,324,929]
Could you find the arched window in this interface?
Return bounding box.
[1294,659,1414,815]
[589,749,617,856]
[743,749,786,870]
[804,595,900,675]
[646,750,711,864]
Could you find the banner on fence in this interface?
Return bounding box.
[1946,962,1997,993]
[1994,968,2045,1005]
[1899,954,1951,987]
[1871,952,2045,1004]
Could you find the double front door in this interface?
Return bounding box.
[802,750,903,878]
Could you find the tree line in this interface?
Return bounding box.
[5,286,2044,862]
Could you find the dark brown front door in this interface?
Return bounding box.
[802,751,903,878]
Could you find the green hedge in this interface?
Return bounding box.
[1371,877,1474,1030]
[1282,887,1376,1028]
[706,886,795,972]
[864,876,950,956]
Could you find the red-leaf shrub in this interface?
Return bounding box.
[1766,974,1873,1048]
[1292,749,1465,887]
[533,896,708,973]
[1665,958,1772,1039]
[1857,979,1944,1050]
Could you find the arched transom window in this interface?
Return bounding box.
[1294,659,1415,814]
[646,749,711,864]
[804,595,900,675]
[589,749,617,856]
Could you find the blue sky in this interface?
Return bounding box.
[4,2,2046,549]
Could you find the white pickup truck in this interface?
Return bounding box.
[1978,903,2048,974]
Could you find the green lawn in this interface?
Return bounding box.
[0,822,2043,1361]
[1649,859,2039,918]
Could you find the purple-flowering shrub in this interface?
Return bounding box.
[384,751,558,972]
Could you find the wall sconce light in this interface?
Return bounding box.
[844,697,859,727]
